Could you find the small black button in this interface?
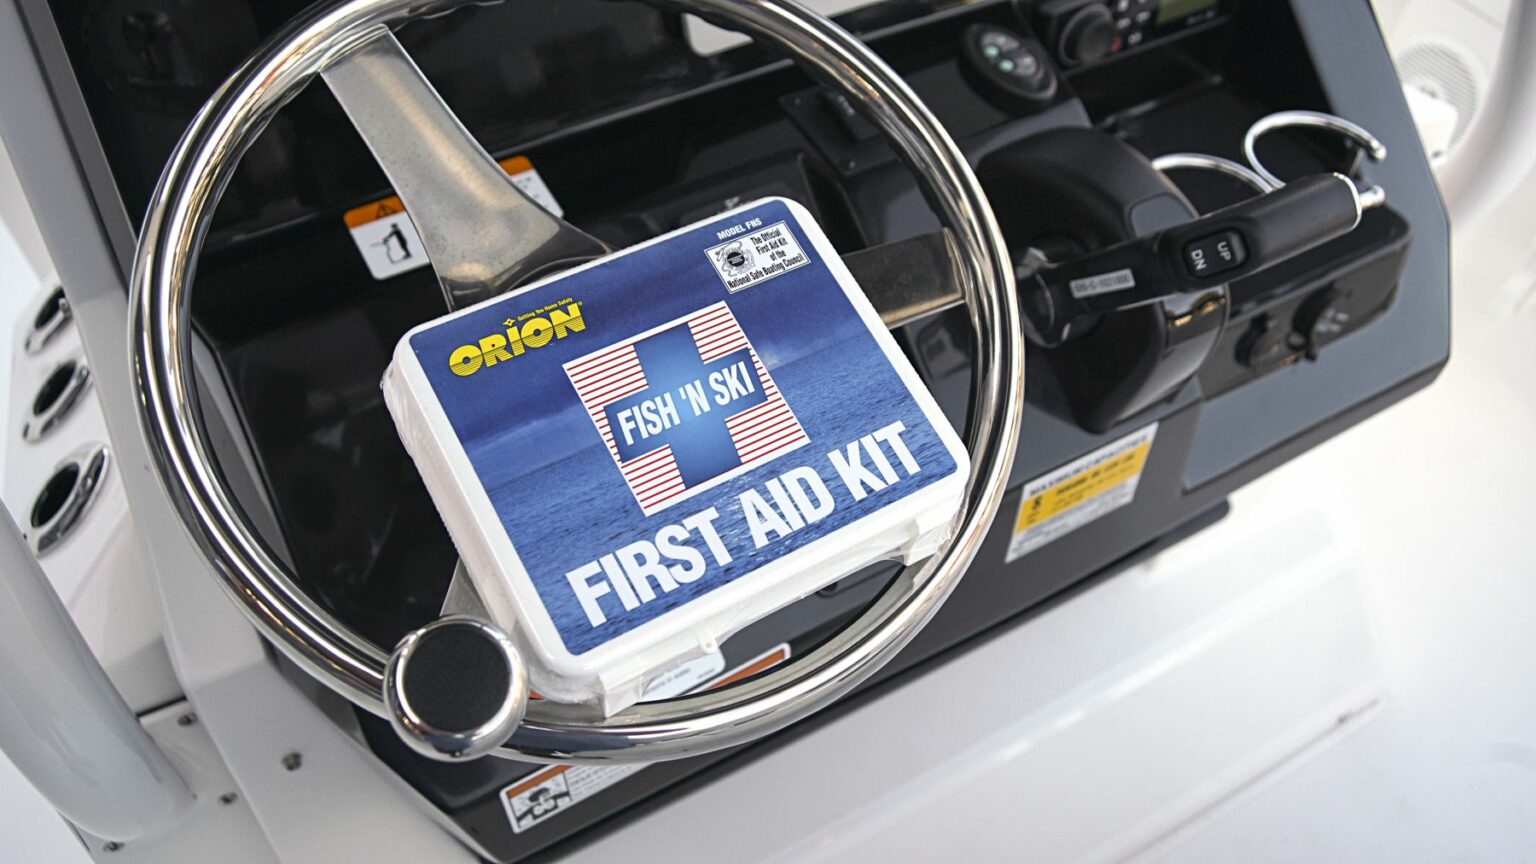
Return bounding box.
[1183,230,1248,278]
[1005,52,1041,79]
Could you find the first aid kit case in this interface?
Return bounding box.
[383,198,968,714]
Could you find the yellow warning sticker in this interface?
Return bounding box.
[1006,423,1157,562]
[342,155,562,280]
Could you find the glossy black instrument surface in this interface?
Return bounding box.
[20,0,1446,859]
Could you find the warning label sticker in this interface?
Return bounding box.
[503,762,646,834]
[500,644,790,834]
[343,155,562,281]
[705,221,810,292]
[1006,423,1157,563]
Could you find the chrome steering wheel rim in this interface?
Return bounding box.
[131,0,1024,764]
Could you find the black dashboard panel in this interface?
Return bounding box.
[16,0,1447,860]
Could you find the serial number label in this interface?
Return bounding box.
[1069,268,1137,299]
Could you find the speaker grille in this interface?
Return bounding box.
[1398,41,1482,157]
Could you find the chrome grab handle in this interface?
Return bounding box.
[1151,152,1275,194]
[1243,110,1389,204]
[130,0,1023,764]
[1153,112,1390,215]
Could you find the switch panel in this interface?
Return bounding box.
[1035,0,1231,68]
[1183,230,1247,278]
[960,25,1059,113]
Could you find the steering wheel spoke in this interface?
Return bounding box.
[322,31,610,310]
[842,230,966,328]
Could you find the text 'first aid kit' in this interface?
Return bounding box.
[383,198,968,714]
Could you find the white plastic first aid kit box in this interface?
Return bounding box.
[383,198,968,714]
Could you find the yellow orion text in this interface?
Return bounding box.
[448,301,586,377]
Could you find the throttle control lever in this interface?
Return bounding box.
[1022,173,1381,346]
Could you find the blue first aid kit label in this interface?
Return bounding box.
[397,199,962,660]
[565,301,809,515]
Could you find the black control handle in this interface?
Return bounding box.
[1025,173,1366,344]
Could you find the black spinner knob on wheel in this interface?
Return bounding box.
[384,616,528,760]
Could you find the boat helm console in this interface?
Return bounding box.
[0,0,1447,859]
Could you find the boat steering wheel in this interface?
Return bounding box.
[130,0,1024,764]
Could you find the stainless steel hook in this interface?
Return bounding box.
[1151,152,1275,194]
[1244,110,1389,206]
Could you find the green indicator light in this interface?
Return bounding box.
[982,44,1001,59]
[998,58,1015,73]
